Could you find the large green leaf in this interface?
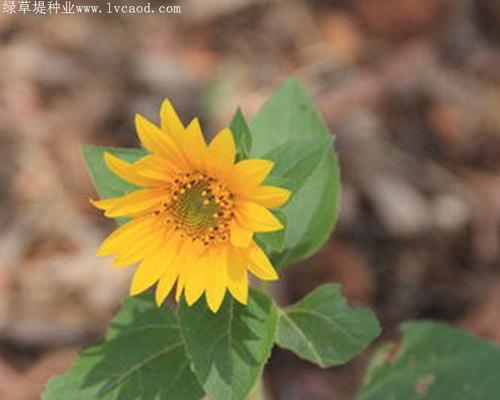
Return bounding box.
[249,77,340,267]
[275,284,380,368]
[179,289,277,400]
[42,295,204,400]
[264,136,332,192]
[357,321,500,400]
[274,150,339,267]
[249,78,331,155]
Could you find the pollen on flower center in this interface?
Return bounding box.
[156,171,235,246]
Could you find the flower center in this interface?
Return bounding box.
[156,172,235,246]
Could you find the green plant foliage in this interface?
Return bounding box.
[264,136,333,192]
[229,107,252,161]
[42,295,204,400]
[248,78,331,156]
[179,289,277,400]
[249,77,340,267]
[47,80,372,400]
[276,284,381,368]
[357,321,500,400]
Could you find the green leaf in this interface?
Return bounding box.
[179,289,277,400]
[275,284,380,368]
[83,145,147,225]
[357,321,500,400]
[42,295,204,400]
[229,107,252,160]
[278,151,339,266]
[264,136,333,192]
[249,77,331,155]
[249,77,340,267]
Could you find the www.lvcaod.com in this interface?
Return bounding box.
[1,1,181,15]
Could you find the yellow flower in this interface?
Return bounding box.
[92,99,291,312]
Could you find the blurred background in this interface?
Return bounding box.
[1,0,500,398]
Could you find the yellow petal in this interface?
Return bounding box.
[227,247,248,304]
[230,159,274,192]
[136,168,172,182]
[129,247,163,295]
[111,226,162,267]
[129,231,177,295]
[155,244,182,306]
[205,248,228,312]
[183,118,207,170]
[135,155,179,181]
[155,266,179,306]
[105,189,165,218]
[171,241,196,302]
[90,197,120,211]
[135,114,168,155]
[243,185,291,208]
[135,114,187,167]
[206,128,235,177]
[112,240,155,266]
[104,152,157,187]
[160,98,185,138]
[184,255,208,306]
[174,244,205,304]
[97,216,155,256]
[236,201,284,232]
[229,220,253,248]
[246,241,278,281]
[159,99,199,169]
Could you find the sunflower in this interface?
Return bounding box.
[92,99,291,312]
